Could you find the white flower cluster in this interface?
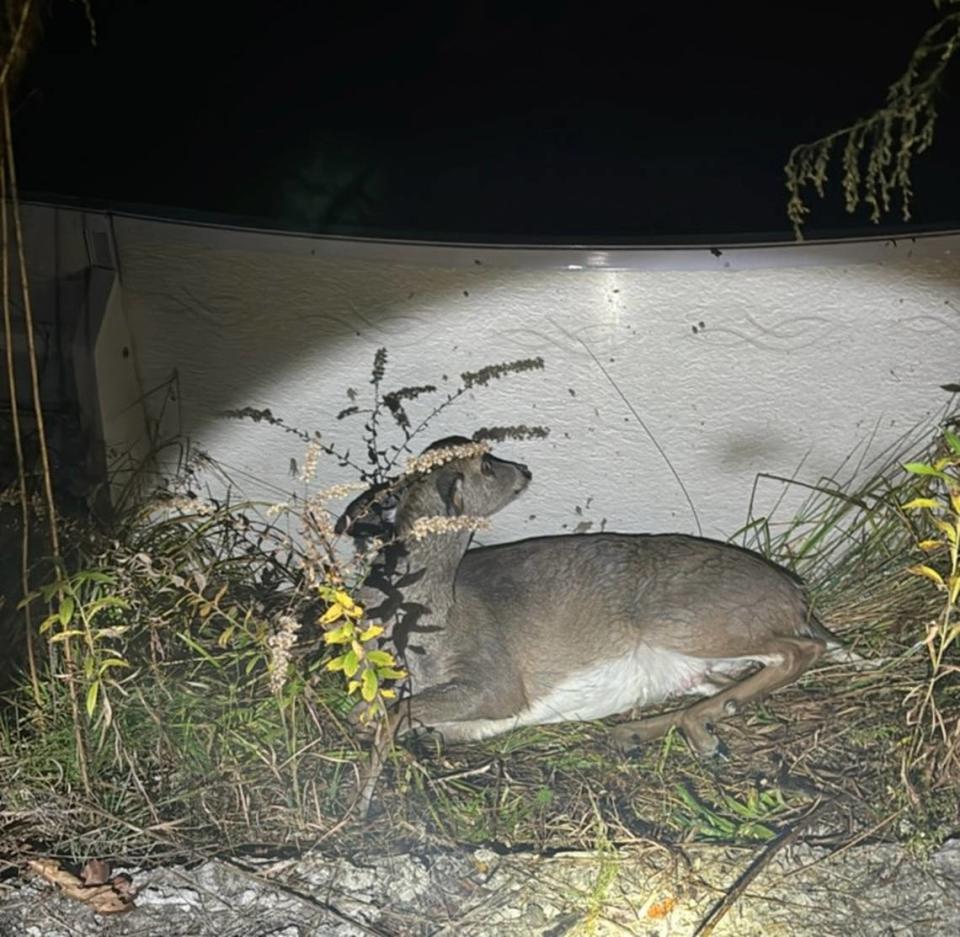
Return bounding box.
[299,439,324,483]
[267,614,302,694]
[162,496,215,516]
[406,514,491,542]
[402,440,490,477]
[311,481,368,503]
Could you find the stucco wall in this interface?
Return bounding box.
[21,204,960,544]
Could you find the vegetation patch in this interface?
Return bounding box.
[1,352,958,882]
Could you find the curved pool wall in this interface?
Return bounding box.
[18,202,960,546]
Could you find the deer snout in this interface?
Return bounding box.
[513,462,532,493]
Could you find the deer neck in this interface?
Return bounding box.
[388,527,473,688]
[398,527,472,610]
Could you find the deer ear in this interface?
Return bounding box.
[441,473,465,517]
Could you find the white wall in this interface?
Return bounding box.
[22,203,960,545]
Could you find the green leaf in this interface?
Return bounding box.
[945,429,960,456]
[361,668,378,702]
[85,681,100,717]
[705,812,737,835]
[58,596,75,627]
[39,582,60,603]
[342,649,360,678]
[759,790,785,810]
[724,796,758,820]
[534,787,554,807]
[739,822,776,842]
[323,621,353,645]
[366,649,396,667]
[97,658,131,676]
[904,461,950,481]
[16,590,41,610]
[675,784,701,812]
[377,667,407,681]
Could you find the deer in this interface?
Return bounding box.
[338,436,849,760]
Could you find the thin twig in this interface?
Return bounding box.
[0,138,40,707]
[0,0,34,92]
[566,326,702,535]
[3,86,90,792]
[693,801,825,937]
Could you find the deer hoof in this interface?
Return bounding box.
[710,739,731,762]
[609,725,645,755]
[681,720,729,761]
[405,728,446,760]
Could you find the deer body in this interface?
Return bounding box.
[346,438,840,756]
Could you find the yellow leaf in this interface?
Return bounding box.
[378,667,407,680]
[918,540,944,552]
[326,655,346,672]
[351,639,364,659]
[908,564,945,588]
[380,688,397,699]
[319,605,343,625]
[358,624,384,642]
[951,491,960,515]
[347,679,361,694]
[361,668,378,702]
[949,575,960,605]
[932,519,958,545]
[49,629,84,643]
[333,590,356,611]
[902,497,939,511]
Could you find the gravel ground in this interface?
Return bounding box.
[2,836,959,936]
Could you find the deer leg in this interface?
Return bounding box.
[611,636,826,757]
[391,680,526,743]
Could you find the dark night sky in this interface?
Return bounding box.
[12,0,960,241]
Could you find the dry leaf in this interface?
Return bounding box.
[27,857,136,915]
[80,858,111,886]
[111,873,136,899]
[647,896,678,919]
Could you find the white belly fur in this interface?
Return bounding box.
[433,646,784,742]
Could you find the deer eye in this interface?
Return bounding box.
[481,456,495,477]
